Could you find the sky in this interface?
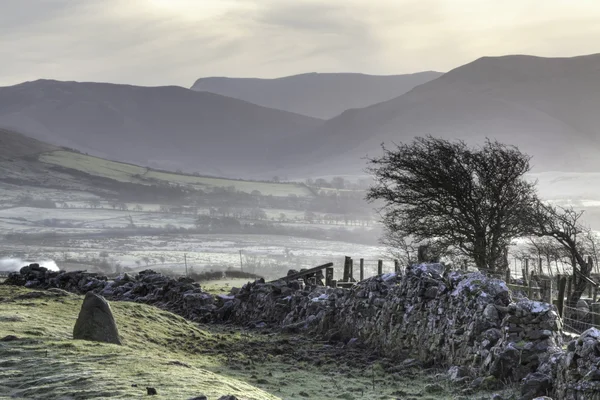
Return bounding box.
[1,0,599,87]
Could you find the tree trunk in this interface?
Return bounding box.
[473,234,489,270]
[567,278,587,308]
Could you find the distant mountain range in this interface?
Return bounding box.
[1,53,600,179]
[271,53,600,176]
[0,80,320,177]
[191,72,443,119]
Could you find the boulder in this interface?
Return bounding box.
[73,292,121,345]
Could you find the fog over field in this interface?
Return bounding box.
[0,258,58,272]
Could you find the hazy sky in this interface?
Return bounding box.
[1,0,599,87]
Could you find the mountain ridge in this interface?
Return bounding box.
[270,53,600,176]
[0,79,322,177]
[191,71,443,119]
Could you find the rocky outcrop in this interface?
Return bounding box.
[73,292,122,345]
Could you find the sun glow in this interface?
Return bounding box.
[145,0,241,20]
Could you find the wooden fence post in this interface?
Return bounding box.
[566,275,573,305]
[349,258,354,282]
[325,267,334,287]
[557,275,566,318]
[525,259,530,281]
[588,256,594,299]
[528,276,534,299]
[539,258,543,275]
[394,259,400,274]
[543,279,553,305]
[522,268,528,286]
[359,258,364,281]
[505,267,511,283]
[377,260,383,276]
[343,256,350,282]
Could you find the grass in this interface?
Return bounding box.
[0,285,517,400]
[39,151,313,197]
[0,286,276,400]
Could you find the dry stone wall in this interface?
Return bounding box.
[5,263,600,399]
[5,264,217,322]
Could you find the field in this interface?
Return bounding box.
[1,232,390,280]
[39,151,313,197]
[0,285,516,400]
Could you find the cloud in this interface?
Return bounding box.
[0,0,599,87]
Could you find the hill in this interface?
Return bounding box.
[0,129,313,198]
[37,150,313,197]
[0,127,57,158]
[275,53,600,176]
[191,71,443,119]
[0,80,321,178]
[0,285,279,399]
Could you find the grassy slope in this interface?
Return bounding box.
[38,150,313,197]
[0,286,276,400]
[0,128,58,158]
[0,285,516,400]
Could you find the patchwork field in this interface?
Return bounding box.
[39,151,313,197]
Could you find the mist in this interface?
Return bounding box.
[0,258,59,272]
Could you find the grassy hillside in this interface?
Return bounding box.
[38,150,313,197]
[0,128,58,158]
[0,285,276,400]
[0,285,512,400]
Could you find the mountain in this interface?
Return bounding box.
[276,53,600,176]
[0,80,322,177]
[190,72,443,119]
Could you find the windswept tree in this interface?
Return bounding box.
[529,202,595,307]
[366,137,539,270]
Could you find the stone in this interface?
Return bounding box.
[147,387,157,395]
[448,366,470,382]
[483,304,499,321]
[490,345,520,379]
[73,292,122,345]
[217,396,238,400]
[521,372,552,400]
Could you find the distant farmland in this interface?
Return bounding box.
[39,150,313,197]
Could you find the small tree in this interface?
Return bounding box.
[529,202,594,307]
[367,137,538,270]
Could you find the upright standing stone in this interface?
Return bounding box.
[73,292,122,345]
